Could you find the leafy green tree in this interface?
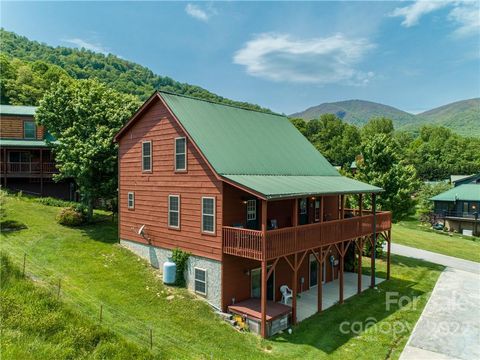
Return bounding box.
[361,117,394,140]
[36,79,139,220]
[289,118,307,137]
[355,133,420,221]
[416,182,452,219]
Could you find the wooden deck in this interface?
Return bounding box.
[228,299,291,321]
[223,211,392,261]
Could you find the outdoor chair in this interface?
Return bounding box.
[280,285,293,305]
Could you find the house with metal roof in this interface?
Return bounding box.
[114,91,392,337]
[0,105,74,199]
[431,179,480,236]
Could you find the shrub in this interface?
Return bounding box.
[171,248,190,287]
[36,197,77,208]
[56,207,84,226]
[363,236,385,258]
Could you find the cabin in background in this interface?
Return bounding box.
[0,105,75,200]
[114,91,392,338]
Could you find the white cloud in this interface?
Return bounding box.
[233,33,375,85]
[390,0,479,37]
[63,38,109,54]
[185,3,216,22]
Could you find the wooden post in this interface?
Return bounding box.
[40,149,44,196]
[320,196,324,223]
[260,199,268,338]
[359,193,363,216]
[339,242,344,304]
[3,148,7,188]
[357,238,362,294]
[387,230,391,280]
[371,193,377,288]
[340,194,345,219]
[318,247,323,312]
[292,252,298,324]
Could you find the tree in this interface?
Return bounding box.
[416,182,452,221]
[361,117,394,140]
[36,79,139,220]
[355,133,420,221]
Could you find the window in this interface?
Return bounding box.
[300,198,307,215]
[168,195,180,228]
[194,268,207,295]
[127,192,135,209]
[142,141,152,172]
[246,199,256,221]
[202,197,215,234]
[314,199,320,222]
[175,137,186,171]
[24,121,36,139]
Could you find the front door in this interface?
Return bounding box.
[299,198,308,225]
[246,199,258,230]
[309,253,326,287]
[251,267,274,301]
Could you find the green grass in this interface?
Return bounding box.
[0,254,153,359]
[0,195,443,359]
[393,219,480,263]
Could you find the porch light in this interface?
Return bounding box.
[311,196,316,200]
[242,200,247,205]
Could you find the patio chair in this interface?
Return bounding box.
[280,285,293,305]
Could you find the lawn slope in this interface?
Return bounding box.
[1,195,444,359]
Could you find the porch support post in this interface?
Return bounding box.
[320,196,324,223]
[387,230,391,280]
[318,247,323,312]
[292,252,298,325]
[359,193,363,216]
[3,147,7,188]
[340,194,345,219]
[260,200,268,338]
[339,241,344,304]
[370,193,377,288]
[40,149,44,196]
[357,237,363,294]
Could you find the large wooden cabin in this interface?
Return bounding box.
[114,92,392,338]
[0,105,75,200]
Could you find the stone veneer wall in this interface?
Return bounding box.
[120,239,222,310]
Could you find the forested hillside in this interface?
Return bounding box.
[0,29,270,112]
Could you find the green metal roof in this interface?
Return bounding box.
[161,92,339,176]
[0,139,50,148]
[0,104,36,116]
[224,175,382,199]
[431,184,480,202]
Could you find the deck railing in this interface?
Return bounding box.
[223,211,392,261]
[0,162,58,175]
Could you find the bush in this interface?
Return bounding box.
[171,248,190,287]
[36,197,77,208]
[363,236,385,258]
[56,207,84,226]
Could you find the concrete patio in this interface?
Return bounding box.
[285,272,385,322]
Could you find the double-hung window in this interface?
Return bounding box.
[246,199,256,221]
[175,137,186,171]
[314,199,320,222]
[202,197,215,234]
[127,192,135,209]
[194,268,207,295]
[168,195,180,228]
[142,141,152,172]
[24,121,36,139]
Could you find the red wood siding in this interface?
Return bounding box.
[118,99,223,260]
[0,116,45,140]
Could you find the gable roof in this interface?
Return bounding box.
[0,104,36,116]
[431,184,480,202]
[453,173,480,187]
[115,91,382,199]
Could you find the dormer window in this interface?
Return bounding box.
[175,137,186,171]
[24,121,36,139]
[142,141,152,172]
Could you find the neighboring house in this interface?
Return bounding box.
[114,91,392,338]
[0,105,75,200]
[431,174,480,236]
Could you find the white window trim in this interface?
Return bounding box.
[201,196,216,234]
[174,137,187,171]
[246,199,257,221]
[194,267,207,296]
[168,195,180,229]
[127,192,135,209]
[314,199,320,221]
[142,140,152,172]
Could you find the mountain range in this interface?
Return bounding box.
[290,98,480,137]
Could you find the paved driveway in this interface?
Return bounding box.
[392,244,480,360]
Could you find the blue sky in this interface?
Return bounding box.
[2,1,479,114]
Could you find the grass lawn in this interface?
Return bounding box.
[393,219,480,263]
[1,194,444,359]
